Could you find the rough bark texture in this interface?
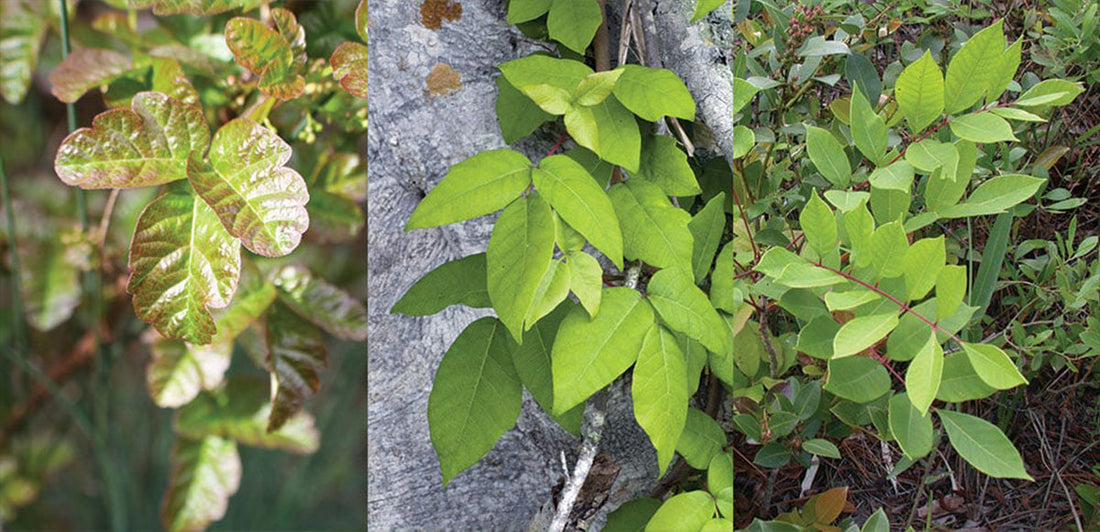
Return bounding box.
[367,1,731,530]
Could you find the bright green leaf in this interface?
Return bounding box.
[906,329,943,415]
[806,126,851,187]
[949,112,1018,143]
[889,392,934,460]
[573,69,623,106]
[939,175,1044,218]
[800,190,838,260]
[688,192,726,283]
[534,154,623,267]
[634,135,701,197]
[547,0,601,53]
[944,21,1006,114]
[937,409,1033,480]
[632,326,689,474]
[406,148,533,229]
[609,179,694,273]
[850,83,888,164]
[961,342,1027,390]
[895,51,944,134]
[833,312,900,358]
[676,407,726,469]
[567,251,603,318]
[612,64,695,121]
[902,236,945,300]
[646,491,714,532]
[487,193,556,342]
[825,356,890,403]
[647,268,731,355]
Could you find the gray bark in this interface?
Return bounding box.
[366,1,731,530]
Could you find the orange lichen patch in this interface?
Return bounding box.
[426,63,462,96]
[420,0,462,30]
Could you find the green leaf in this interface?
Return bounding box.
[187,118,308,257]
[944,21,1006,114]
[987,38,1022,102]
[391,254,490,316]
[732,78,760,115]
[824,289,880,311]
[521,84,574,115]
[604,498,662,532]
[936,353,997,402]
[870,187,910,226]
[428,317,523,485]
[265,301,326,433]
[937,409,1033,480]
[989,107,1045,122]
[935,264,967,320]
[775,262,847,288]
[905,139,958,177]
[632,326,689,473]
[511,302,582,434]
[906,329,943,415]
[508,0,552,23]
[147,338,231,409]
[567,251,603,318]
[800,190,838,260]
[175,378,319,453]
[688,192,726,283]
[961,342,1027,389]
[825,356,890,403]
[150,0,264,15]
[587,95,641,172]
[939,175,1044,218]
[128,183,241,345]
[495,77,554,144]
[224,16,304,99]
[1017,79,1085,107]
[676,407,726,469]
[330,42,367,99]
[895,50,944,134]
[862,508,890,532]
[525,259,571,327]
[161,436,241,532]
[707,452,734,494]
[797,316,840,359]
[499,55,593,92]
[949,112,1017,143]
[869,162,914,196]
[833,312,899,358]
[487,193,556,342]
[574,69,623,106]
[710,242,734,312]
[48,47,135,103]
[645,491,714,532]
[406,149,533,229]
[551,287,654,414]
[844,200,875,268]
[612,64,696,121]
[923,142,976,212]
[270,265,366,341]
[732,126,754,159]
[806,126,851,187]
[846,53,882,105]
[547,0,601,53]
[634,135,701,196]
[647,268,731,356]
[889,392,934,460]
[564,106,600,155]
[55,91,209,189]
[803,438,841,459]
[0,1,47,104]
[902,236,945,300]
[534,154,623,267]
[18,238,81,332]
[609,179,693,273]
[850,83,888,165]
[691,0,725,22]
[870,220,909,279]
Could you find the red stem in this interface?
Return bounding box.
[868,346,905,384]
[546,131,570,158]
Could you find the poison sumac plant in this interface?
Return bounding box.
[393,0,733,529]
[2,0,367,529]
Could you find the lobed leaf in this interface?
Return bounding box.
[266,301,327,433]
[330,42,367,99]
[224,16,304,99]
[271,264,367,341]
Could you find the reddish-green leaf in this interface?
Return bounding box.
[271,264,367,341]
[128,183,241,345]
[175,378,319,453]
[55,91,209,189]
[161,436,241,532]
[224,16,304,99]
[331,42,367,99]
[0,0,47,104]
[150,0,264,15]
[266,301,327,432]
[147,338,232,408]
[187,118,309,257]
[49,48,134,103]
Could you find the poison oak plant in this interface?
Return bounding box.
[1,0,366,529]
[391,0,733,528]
[732,11,1085,527]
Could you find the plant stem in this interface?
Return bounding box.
[0,150,27,402]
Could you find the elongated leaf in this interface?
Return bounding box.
[187,118,308,257]
[55,91,209,189]
[511,302,582,434]
[936,353,997,402]
[987,38,1021,102]
[806,126,851,187]
[939,175,1043,218]
[937,409,1032,480]
[961,342,1027,389]
[906,329,943,415]
[496,76,554,144]
[567,251,603,318]
[487,193,555,342]
[586,95,641,172]
[428,317,522,485]
[574,69,623,106]
[525,259,570,326]
[391,254,490,316]
[609,179,693,273]
[406,149,532,229]
[944,21,1006,114]
[688,192,726,283]
[546,0,601,54]
[970,213,1011,320]
[902,236,945,300]
[552,287,654,414]
[534,155,623,267]
[869,161,915,192]
[647,268,731,355]
[151,0,264,15]
[265,301,327,432]
[632,326,689,473]
[645,491,714,532]
[612,64,695,121]
[1017,79,1085,107]
[676,407,726,468]
[1,0,47,104]
[175,378,319,453]
[499,54,593,92]
[49,48,134,103]
[128,183,241,345]
[800,190,838,260]
[330,42,367,99]
[147,338,232,408]
[225,16,303,99]
[895,51,944,134]
[634,135,701,196]
[161,436,241,532]
[889,392,933,460]
[825,356,890,403]
[949,112,1017,143]
[870,220,908,279]
[271,265,367,341]
[833,313,899,358]
[850,83,887,164]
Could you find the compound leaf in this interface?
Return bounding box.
[147,338,232,409]
[224,16,304,99]
[534,154,623,267]
[330,42,367,99]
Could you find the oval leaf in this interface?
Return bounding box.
[534,154,623,267]
[937,409,1033,480]
[632,326,689,474]
[271,265,367,341]
[406,148,533,229]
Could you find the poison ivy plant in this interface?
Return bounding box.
[394,0,732,527]
[0,0,366,529]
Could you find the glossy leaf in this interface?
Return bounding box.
[939,175,1044,218]
[55,91,209,189]
[224,16,304,99]
[647,268,731,355]
[175,378,320,453]
[49,48,134,103]
[405,149,532,229]
[150,0,264,15]
[265,301,327,432]
[187,118,309,257]
[645,491,714,532]
[161,436,241,532]
[391,254,491,316]
[937,409,1033,480]
[271,265,367,341]
[806,126,851,187]
[609,179,693,273]
[612,64,695,121]
[889,392,933,460]
[632,326,689,473]
[676,407,726,469]
[895,50,944,134]
[552,287,654,414]
[428,317,522,485]
[487,193,555,342]
[128,183,241,345]
[147,338,231,408]
[534,154,623,267]
[330,42,367,99]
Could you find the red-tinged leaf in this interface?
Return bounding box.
[149,56,199,106]
[175,378,319,454]
[128,182,242,345]
[161,436,241,532]
[55,91,210,189]
[271,7,306,67]
[224,16,304,99]
[49,48,134,103]
[271,265,367,341]
[187,118,309,257]
[1,0,48,104]
[266,301,327,432]
[331,42,367,99]
[209,258,276,342]
[150,0,263,15]
[355,0,367,42]
[147,337,231,408]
